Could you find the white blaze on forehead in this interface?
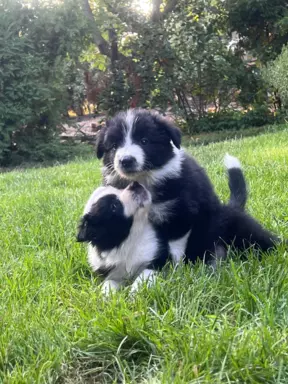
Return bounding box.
[114,109,145,175]
[84,183,150,222]
[125,109,136,133]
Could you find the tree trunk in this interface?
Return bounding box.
[109,28,119,66]
[81,0,111,57]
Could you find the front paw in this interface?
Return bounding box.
[101,280,119,296]
[130,269,156,296]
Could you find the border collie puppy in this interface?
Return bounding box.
[96,109,278,262]
[96,109,222,262]
[77,182,168,294]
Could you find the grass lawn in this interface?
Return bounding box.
[1,128,288,383]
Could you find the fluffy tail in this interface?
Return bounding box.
[224,154,247,210]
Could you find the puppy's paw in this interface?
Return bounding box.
[129,281,142,297]
[129,269,156,297]
[101,280,119,296]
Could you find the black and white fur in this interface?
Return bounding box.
[189,154,278,266]
[96,109,279,263]
[77,158,280,295]
[77,182,168,294]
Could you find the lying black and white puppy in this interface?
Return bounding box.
[77,181,168,294]
[95,109,278,262]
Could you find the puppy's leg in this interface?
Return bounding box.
[130,269,156,294]
[169,230,191,265]
[207,245,227,271]
[101,279,120,296]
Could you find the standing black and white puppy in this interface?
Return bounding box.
[95,109,278,262]
[96,109,221,262]
[77,182,168,294]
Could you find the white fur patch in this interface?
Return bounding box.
[130,269,156,294]
[149,148,184,185]
[88,215,158,283]
[114,111,145,176]
[114,139,145,174]
[169,230,191,263]
[101,280,120,295]
[125,109,136,132]
[102,166,124,186]
[83,185,118,214]
[224,153,241,169]
[88,243,102,271]
[120,188,152,218]
[103,173,117,185]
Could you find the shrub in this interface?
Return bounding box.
[188,106,276,133]
[0,0,87,166]
[264,45,288,108]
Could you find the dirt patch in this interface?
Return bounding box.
[61,114,106,142]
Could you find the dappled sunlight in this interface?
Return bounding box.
[132,0,152,15]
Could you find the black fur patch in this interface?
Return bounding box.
[77,194,133,252]
[185,204,278,263]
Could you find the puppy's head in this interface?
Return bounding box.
[96,109,181,179]
[77,182,151,251]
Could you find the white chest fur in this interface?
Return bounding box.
[87,211,159,282]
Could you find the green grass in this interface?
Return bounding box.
[182,123,288,147]
[1,128,288,383]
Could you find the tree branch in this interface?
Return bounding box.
[81,0,111,57]
[162,0,178,17]
[151,0,178,21]
[109,28,119,65]
[151,0,162,22]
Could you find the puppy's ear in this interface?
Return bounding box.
[76,215,89,242]
[95,125,107,159]
[154,115,181,149]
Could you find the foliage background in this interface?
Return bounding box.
[0,0,287,165]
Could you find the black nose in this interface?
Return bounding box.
[120,156,136,169]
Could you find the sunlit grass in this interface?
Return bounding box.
[0,127,288,383]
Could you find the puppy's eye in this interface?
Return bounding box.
[112,143,117,150]
[111,203,118,212]
[141,138,148,145]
